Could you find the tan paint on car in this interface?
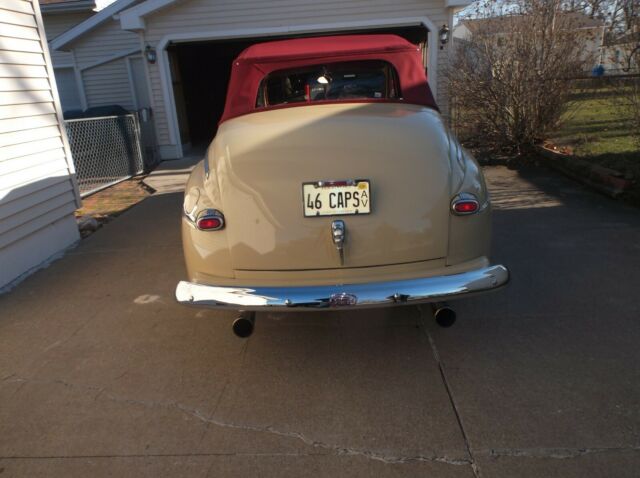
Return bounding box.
[182,102,492,286]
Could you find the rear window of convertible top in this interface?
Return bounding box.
[256,60,401,108]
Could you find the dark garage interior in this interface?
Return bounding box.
[167,26,429,151]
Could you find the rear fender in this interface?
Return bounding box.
[182,160,234,280]
[447,136,491,266]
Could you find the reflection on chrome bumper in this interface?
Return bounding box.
[175,265,509,311]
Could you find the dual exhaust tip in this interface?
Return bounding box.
[232,304,456,338]
[232,311,255,338]
[432,303,457,328]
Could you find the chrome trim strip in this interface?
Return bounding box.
[183,210,197,226]
[175,264,509,311]
[203,157,210,179]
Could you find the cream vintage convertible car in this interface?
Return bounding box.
[176,35,509,337]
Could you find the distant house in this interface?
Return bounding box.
[602,32,640,74]
[1,0,81,288]
[47,0,474,160]
[453,12,605,71]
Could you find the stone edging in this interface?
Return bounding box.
[534,144,633,198]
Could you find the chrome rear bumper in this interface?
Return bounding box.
[175,264,509,311]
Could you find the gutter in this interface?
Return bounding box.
[40,0,95,14]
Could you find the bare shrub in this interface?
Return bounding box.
[449,0,590,152]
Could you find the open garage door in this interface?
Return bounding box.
[166,26,429,153]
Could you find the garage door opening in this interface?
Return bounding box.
[167,26,429,153]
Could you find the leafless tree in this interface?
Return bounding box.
[449,0,589,152]
[609,0,640,142]
[619,0,639,71]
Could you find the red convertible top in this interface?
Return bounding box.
[220,34,438,123]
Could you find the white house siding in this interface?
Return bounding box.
[0,0,80,288]
[139,0,450,157]
[67,19,140,109]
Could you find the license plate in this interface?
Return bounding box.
[302,180,371,217]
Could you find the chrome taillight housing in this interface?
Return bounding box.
[196,209,225,231]
[451,193,479,215]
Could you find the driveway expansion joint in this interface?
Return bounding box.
[3,376,471,467]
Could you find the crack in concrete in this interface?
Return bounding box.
[481,446,640,460]
[181,405,470,466]
[4,377,470,467]
[420,307,482,477]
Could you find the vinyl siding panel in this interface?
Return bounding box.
[0,101,56,119]
[0,136,63,162]
[0,62,48,77]
[0,177,69,220]
[0,146,65,175]
[69,18,139,111]
[81,58,135,109]
[0,0,79,288]
[0,76,51,91]
[0,7,37,28]
[2,0,34,15]
[0,35,42,53]
[142,0,449,153]
[0,89,53,105]
[1,213,78,287]
[0,112,58,133]
[0,49,45,65]
[72,18,139,68]
[0,127,60,148]
[41,11,92,66]
[0,22,41,41]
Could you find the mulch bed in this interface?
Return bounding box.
[74,176,154,237]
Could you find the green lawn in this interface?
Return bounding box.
[550,85,639,178]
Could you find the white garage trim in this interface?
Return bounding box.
[156,17,439,159]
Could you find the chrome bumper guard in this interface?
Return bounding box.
[175,264,509,311]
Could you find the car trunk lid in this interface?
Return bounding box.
[209,103,451,271]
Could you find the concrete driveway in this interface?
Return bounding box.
[1,166,639,477]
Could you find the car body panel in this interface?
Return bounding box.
[205,103,452,271]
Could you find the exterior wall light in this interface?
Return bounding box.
[145,45,157,64]
[439,24,450,50]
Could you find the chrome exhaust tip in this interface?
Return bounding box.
[432,303,456,328]
[232,311,255,338]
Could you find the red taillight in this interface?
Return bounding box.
[451,195,480,215]
[197,217,222,230]
[453,201,478,214]
[196,211,225,231]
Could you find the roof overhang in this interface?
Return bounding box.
[40,0,95,14]
[50,0,139,50]
[120,0,180,30]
